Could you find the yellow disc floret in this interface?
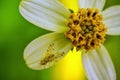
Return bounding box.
[65,8,107,51]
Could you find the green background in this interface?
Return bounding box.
[0,0,120,80]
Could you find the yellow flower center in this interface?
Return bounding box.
[65,8,107,51]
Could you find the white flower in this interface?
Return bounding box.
[19,0,120,80]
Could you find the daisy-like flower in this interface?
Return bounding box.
[19,0,120,80]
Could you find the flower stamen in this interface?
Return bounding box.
[65,8,107,51]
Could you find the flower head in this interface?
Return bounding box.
[19,0,120,80]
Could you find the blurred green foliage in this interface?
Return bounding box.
[0,0,120,80]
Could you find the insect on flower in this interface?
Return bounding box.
[19,0,120,80]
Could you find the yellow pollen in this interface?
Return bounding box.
[65,8,107,51]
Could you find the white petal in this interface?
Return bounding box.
[19,0,70,32]
[24,33,72,70]
[82,45,116,80]
[107,27,120,35]
[102,6,120,28]
[78,0,105,11]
